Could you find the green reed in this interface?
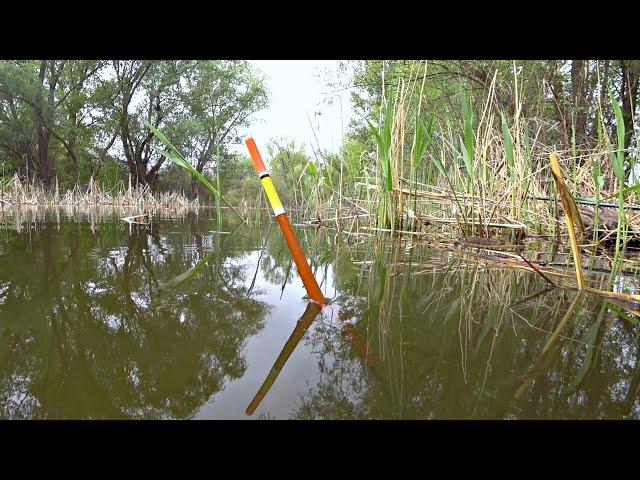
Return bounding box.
[607,89,628,263]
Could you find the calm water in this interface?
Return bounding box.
[1,207,639,419]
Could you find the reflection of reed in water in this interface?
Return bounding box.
[515,292,583,399]
[290,233,640,419]
[0,204,202,234]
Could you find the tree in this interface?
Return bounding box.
[175,61,268,198]
[1,60,269,195]
[55,60,105,184]
[267,139,316,205]
[109,60,191,187]
[0,60,104,187]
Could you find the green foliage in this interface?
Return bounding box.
[96,157,128,189]
[219,156,261,205]
[154,163,195,194]
[342,136,367,180]
[170,61,269,188]
[368,97,395,192]
[607,87,629,260]
[0,60,268,196]
[429,154,447,178]
[461,91,474,172]
[267,139,316,203]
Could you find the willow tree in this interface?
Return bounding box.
[0,60,104,187]
[174,60,269,198]
[108,60,195,187]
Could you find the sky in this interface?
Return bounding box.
[230,61,355,161]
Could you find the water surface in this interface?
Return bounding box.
[1,207,639,419]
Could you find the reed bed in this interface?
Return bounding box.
[0,203,204,234]
[0,173,199,209]
[277,71,640,254]
[246,71,640,306]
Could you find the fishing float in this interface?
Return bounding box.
[245,137,327,306]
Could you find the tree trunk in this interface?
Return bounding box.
[189,176,199,200]
[549,61,570,148]
[91,132,118,181]
[35,61,52,187]
[621,60,640,153]
[145,156,166,188]
[68,109,78,182]
[36,126,52,187]
[571,60,588,147]
[33,60,66,188]
[135,156,147,188]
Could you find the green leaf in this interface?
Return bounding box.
[147,122,183,159]
[159,253,211,290]
[152,146,184,166]
[308,160,317,177]
[369,118,392,192]
[619,182,640,196]
[609,305,640,325]
[429,154,447,178]
[460,137,472,174]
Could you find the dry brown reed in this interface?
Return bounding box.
[0,174,199,209]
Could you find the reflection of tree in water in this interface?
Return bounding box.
[0,212,269,419]
[259,224,332,290]
[292,322,376,420]
[259,225,298,287]
[291,239,640,419]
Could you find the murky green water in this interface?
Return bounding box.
[1,207,639,419]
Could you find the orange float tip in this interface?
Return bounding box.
[245,137,268,176]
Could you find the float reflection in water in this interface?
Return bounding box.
[246,302,322,415]
[246,300,377,416]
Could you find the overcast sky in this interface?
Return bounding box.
[230,60,355,161]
